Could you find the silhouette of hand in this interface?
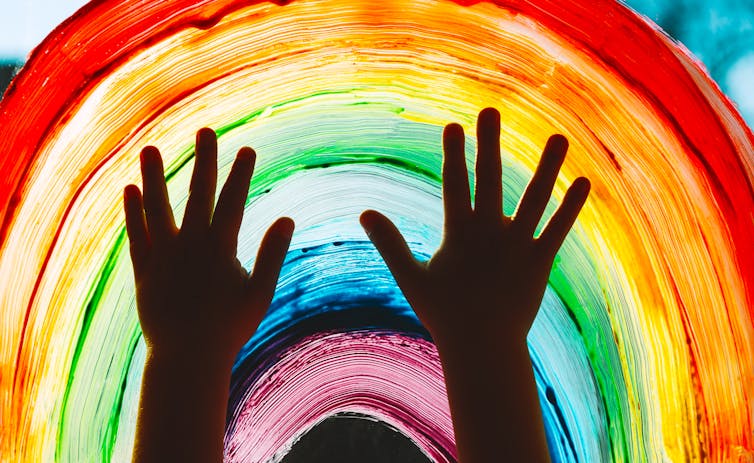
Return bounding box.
[360,108,589,342]
[124,128,294,365]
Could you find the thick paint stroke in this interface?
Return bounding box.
[0,0,753,461]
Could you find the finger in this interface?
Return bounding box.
[211,147,255,257]
[181,128,218,236]
[513,134,569,237]
[442,123,472,229]
[474,107,503,220]
[537,177,590,255]
[140,145,176,244]
[360,210,423,294]
[123,184,149,271]
[247,217,295,305]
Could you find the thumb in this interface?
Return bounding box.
[247,217,295,307]
[360,210,423,294]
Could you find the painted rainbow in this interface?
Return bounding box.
[1,0,753,461]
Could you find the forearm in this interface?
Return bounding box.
[132,349,233,463]
[434,332,551,463]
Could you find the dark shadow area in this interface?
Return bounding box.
[281,413,433,463]
[0,61,22,99]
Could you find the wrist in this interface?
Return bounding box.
[145,345,236,376]
[432,329,530,363]
[431,323,528,349]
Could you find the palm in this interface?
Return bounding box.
[135,242,253,351]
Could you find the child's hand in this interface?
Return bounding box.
[361,107,588,462]
[360,107,589,344]
[124,128,294,366]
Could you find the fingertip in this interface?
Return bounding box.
[197,127,216,140]
[237,146,256,162]
[444,123,464,137]
[195,129,218,161]
[274,216,295,236]
[546,134,569,157]
[540,136,568,173]
[234,147,256,178]
[140,146,160,163]
[575,176,591,194]
[479,107,500,124]
[124,184,141,201]
[359,208,375,222]
[359,209,383,232]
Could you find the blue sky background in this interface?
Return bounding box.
[0,0,752,125]
[0,1,88,58]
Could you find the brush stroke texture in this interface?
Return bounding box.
[0,0,753,461]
